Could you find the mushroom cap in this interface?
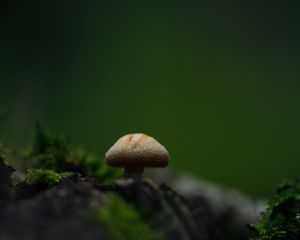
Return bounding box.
[105,133,170,168]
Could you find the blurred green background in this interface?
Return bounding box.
[1,1,299,197]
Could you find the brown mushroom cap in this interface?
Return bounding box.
[105,133,170,168]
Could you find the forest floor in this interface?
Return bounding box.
[1,125,298,240]
[0,159,260,240]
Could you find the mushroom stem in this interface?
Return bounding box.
[124,167,144,179]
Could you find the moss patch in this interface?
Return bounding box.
[89,194,164,240]
[25,169,73,186]
[26,123,121,182]
[251,179,300,240]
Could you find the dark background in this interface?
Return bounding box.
[1,0,299,197]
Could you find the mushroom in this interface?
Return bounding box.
[105,133,170,178]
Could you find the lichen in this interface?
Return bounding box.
[88,194,164,240]
[26,123,121,182]
[251,179,300,240]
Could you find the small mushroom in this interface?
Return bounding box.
[105,133,170,178]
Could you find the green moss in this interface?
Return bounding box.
[89,194,164,240]
[25,169,73,186]
[26,123,121,182]
[251,179,300,240]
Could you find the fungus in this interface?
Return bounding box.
[105,133,170,178]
